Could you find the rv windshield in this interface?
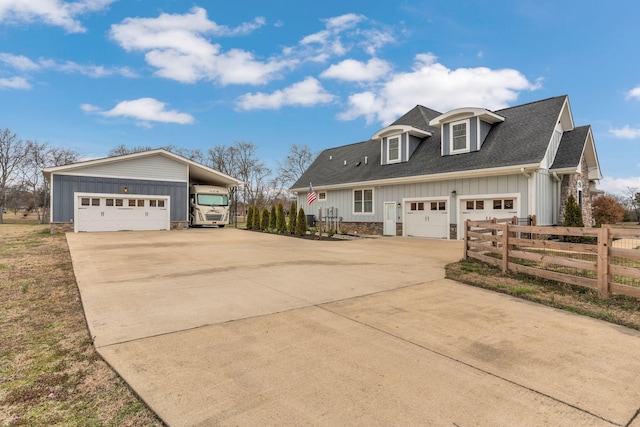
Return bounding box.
[196,194,228,207]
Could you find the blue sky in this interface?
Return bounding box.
[1,0,639,195]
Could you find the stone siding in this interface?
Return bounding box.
[559,155,594,226]
[340,221,383,236]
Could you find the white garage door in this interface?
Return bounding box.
[75,194,170,232]
[459,197,518,237]
[404,200,448,238]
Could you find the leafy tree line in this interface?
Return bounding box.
[0,127,317,225]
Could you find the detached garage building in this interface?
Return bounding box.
[43,149,241,233]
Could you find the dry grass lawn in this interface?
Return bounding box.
[0,224,162,426]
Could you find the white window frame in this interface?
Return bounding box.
[450,119,470,154]
[353,188,374,215]
[387,135,401,164]
[577,181,583,207]
[318,191,327,201]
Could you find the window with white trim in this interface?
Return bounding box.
[387,136,400,163]
[353,189,373,214]
[577,181,583,207]
[318,191,327,201]
[450,119,470,153]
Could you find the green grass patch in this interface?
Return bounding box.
[511,285,538,296]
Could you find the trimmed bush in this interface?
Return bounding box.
[245,205,253,230]
[288,201,297,234]
[261,207,270,231]
[563,194,584,243]
[564,194,584,228]
[253,206,261,231]
[269,205,277,230]
[276,203,287,234]
[295,207,307,236]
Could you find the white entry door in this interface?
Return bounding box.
[404,200,448,238]
[383,202,396,236]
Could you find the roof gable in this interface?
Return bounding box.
[43,149,242,187]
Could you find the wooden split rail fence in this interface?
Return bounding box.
[464,217,640,299]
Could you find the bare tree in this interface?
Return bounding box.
[173,147,204,163]
[206,141,276,213]
[0,129,28,224]
[48,146,81,166]
[276,144,316,188]
[107,144,155,157]
[624,187,640,223]
[21,141,48,223]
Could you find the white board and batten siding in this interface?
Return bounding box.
[300,173,530,239]
[61,155,188,183]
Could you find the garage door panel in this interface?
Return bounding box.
[75,195,169,232]
[459,197,519,239]
[404,200,448,239]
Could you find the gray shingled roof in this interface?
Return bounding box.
[292,95,569,189]
[551,125,590,170]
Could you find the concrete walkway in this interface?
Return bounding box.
[66,229,640,426]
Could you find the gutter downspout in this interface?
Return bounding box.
[552,171,562,225]
[520,167,533,220]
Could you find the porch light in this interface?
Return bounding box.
[123,186,129,194]
[451,190,457,197]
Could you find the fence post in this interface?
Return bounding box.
[597,226,609,299]
[463,219,469,259]
[492,217,498,248]
[502,223,509,274]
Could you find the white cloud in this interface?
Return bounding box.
[80,103,100,112]
[0,0,116,33]
[0,76,31,89]
[324,14,365,31]
[236,77,335,111]
[83,98,195,127]
[610,125,640,139]
[0,53,40,71]
[38,58,138,78]
[0,52,138,79]
[338,53,541,125]
[321,58,391,82]
[359,28,395,56]
[627,85,640,100]
[296,14,392,62]
[109,6,291,85]
[599,176,640,196]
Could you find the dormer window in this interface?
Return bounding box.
[429,107,505,157]
[450,119,470,153]
[371,125,432,166]
[387,135,400,163]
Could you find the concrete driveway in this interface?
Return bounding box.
[66,229,640,426]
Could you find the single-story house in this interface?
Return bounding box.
[291,95,602,239]
[43,149,241,233]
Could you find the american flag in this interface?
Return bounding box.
[307,183,317,204]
